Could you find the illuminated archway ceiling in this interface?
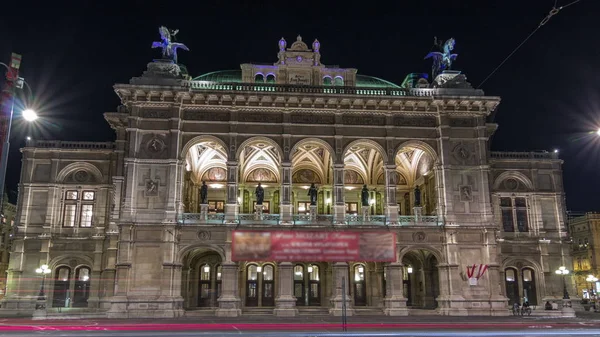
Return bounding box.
[291,143,333,184]
[185,141,228,183]
[240,142,281,183]
[395,147,433,185]
[343,144,384,185]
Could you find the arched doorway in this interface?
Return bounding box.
[503,265,538,305]
[290,140,334,215]
[52,266,71,308]
[402,249,440,309]
[181,248,223,309]
[343,142,386,216]
[395,143,437,216]
[352,264,367,306]
[293,263,323,306]
[244,263,276,307]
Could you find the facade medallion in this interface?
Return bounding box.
[504,178,518,191]
[459,185,473,202]
[73,170,90,183]
[413,231,427,242]
[147,137,166,153]
[453,144,471,161]
[146,179,159,196]
[197,231,211,240]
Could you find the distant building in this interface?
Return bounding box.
[0,194,16,300]
[569,212,600,298]
[0,35,574,318]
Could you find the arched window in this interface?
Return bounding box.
[294,265,304,306]
[323,77,332,86]
[254,74,265,83]
[53,266,71,307]
[334,76,344,86]
[73,266,91,307]
[198,263,212,307]
[504,268,519,305]
[216,264,222,298]
[266,74,275,84]
[308,265,320,305]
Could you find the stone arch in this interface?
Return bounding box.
[394,140,439,165]
[398,245,444,264]
[236,136,284,162]
[178,243,226,264]
[180,135,228,160]
[56,162,103,184]
[501,256,543,275]
[289,138,337,163]
[343,139,389,164]
[493,171,534,191]
[292,165,325,185]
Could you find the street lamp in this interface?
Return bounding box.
[586,274,598,299]
[0,62,37,210]
[555,266,570,299]
[597,128,600,136]
[35,264,51,309]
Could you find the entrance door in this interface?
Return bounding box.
[353,264,367,306]
[198,264,213,307]
[246,265,259,307]
[522,268,537,305]
[52,267,71,308]
[73,267,91,308]
[505,268,519,305]
[308,265,321,306]
[294,265,305,306]
[261,265,275,306]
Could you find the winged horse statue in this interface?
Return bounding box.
[152,26,189,64]
[424,37,458,79]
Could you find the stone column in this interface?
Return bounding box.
[384,263,408,316]
[384,165,399,224]
[280,162,293,224]
[216,262,241,317]
[329,262,353,316]
[332,164,345,224]
[274,262,297,316]
[225,161,239,223]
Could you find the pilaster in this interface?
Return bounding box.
[332,164,345,224]
[225,161,239,223]
[274,262,297,316]
[329,262,353,316]
[216,262,241,317]
[384,263,408,316]
[280,162,293,223]
[384,165,399,224]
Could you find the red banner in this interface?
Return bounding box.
[232,230,396,262]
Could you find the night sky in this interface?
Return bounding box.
[0,1,598,211]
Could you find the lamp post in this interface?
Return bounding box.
[35,264,51,310]
[0,59,37,212]
[555,266,570,299]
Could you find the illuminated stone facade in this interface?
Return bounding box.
[0,36,574,318]
[569,213,600,299]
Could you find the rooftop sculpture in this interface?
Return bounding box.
[152,26,189,64]
[424,37,458,79]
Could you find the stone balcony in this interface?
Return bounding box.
[176,213,443,227]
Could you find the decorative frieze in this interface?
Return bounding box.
[290,113,335,124]
[342,115,386,126]
[238,113,283,123]
[141,110,170,119]
[449,117,476,127]
[393,116,437,127]
[184,111,230,121]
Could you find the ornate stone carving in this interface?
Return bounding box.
[197,231,211,240]
[290,113,335,124]
[238,113,283,123]
[147,137,166,154]
[449,117,475,127]
[142,110,170,119]
[201,167,227,182]
[292,169,321,184]
[342,115,386,126]
[459,185,473,202]
[413,232,427,242]
[504,178,519,191]
[184,111,230,121]
[452,143,472,163]
[393,116,436,127]
[145,179,159,197]
[73,170,90,183]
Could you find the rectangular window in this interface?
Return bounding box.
[63,204,77,227]
[66,191,78,200]
[80,205,93,227]
[515,197,528,232]
[82,191,95,200]
[500,197,514,232]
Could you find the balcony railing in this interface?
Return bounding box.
[176,213,442,227]
[184,81,484,97]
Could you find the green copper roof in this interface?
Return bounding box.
[192,70,400,88]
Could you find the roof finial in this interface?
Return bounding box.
[296,35,302,42]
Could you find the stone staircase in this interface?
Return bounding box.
[242,307,275,316]
[408,308,439,316]
[184,308,217,317]
[297,307,330,316]
[354,307,385,316]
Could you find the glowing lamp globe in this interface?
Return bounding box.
[22,109,38,122]
[597,128,600,136]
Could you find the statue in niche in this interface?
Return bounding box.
[308,183,318,206]
[151,26,189,64]
[361,185,370,207]
[424,37,458,79]
[414,186,421,207]
[255,182,264,205]
[200,181,208,204]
